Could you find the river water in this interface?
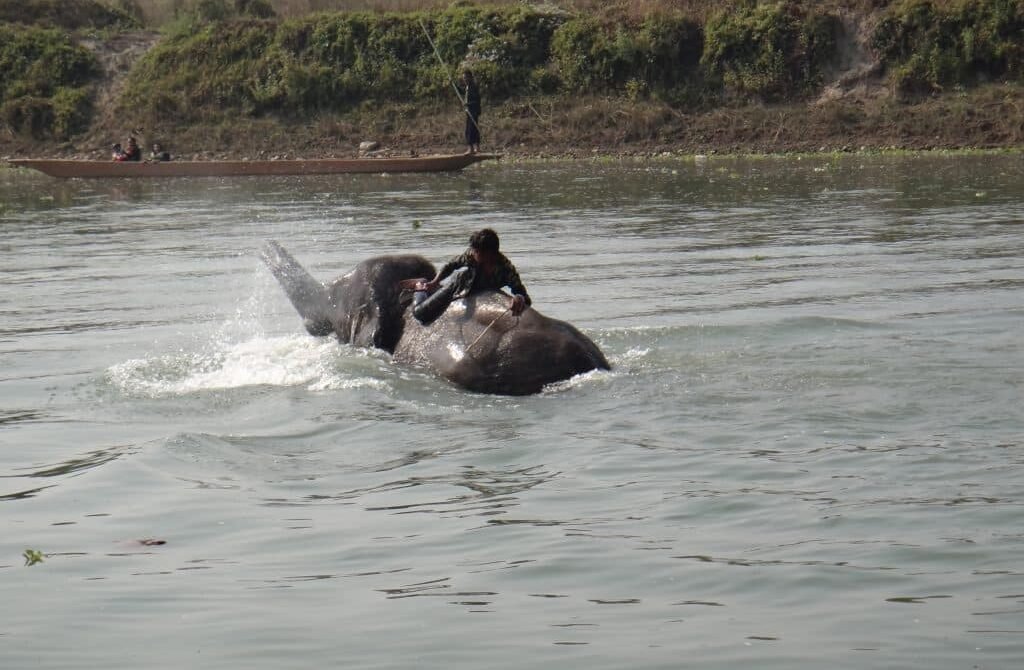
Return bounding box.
[1,154,1022,668]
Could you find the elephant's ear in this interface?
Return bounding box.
[261,241,334,336]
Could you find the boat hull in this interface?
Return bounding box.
[8,153,497,178]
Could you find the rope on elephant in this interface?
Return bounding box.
[467,307,513,352]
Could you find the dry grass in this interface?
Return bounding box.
[127,0,910,26]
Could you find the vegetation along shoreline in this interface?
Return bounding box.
[1,0,1022,162]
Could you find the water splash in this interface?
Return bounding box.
[107,335,347,397]
[104,262,395,397]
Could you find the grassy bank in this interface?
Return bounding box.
[1,0,1023,157]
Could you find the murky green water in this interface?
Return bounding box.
[2,154,1022,668]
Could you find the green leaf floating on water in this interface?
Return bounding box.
[23,548,45,566]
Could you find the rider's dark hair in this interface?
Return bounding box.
[469,228,499,254]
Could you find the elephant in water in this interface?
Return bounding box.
[261,241,610,395]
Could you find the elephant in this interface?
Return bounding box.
[261,241,610,395]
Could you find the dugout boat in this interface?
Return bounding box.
[8,153,498,178]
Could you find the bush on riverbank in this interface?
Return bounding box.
[873,0,1024,94]
[0,1,140,139]
[121,3,847,128]
[123,6,570,124]
[703,1,840,102]
[0,0,139,31]
[549,14,703,101]
[0,25,98,138]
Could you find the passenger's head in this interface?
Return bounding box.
[469,228,499,256]
[127,136,137,147]
[462,69,474,83]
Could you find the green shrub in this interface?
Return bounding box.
[113,1,145,26]
[236,0,275,19]
[427,6,504,65]
[635,14,704,93]
[124,5,574,123]
[51,86,93,137]
[2,96,53,138]
[0,0,139,31]
[527,65,561,95]
[550,18,621,91]
[551,13,704,97]
[702,1,839,102]
[125,19,281,118]
[873,0,1024,94]
[0,25,98,137]
[1,86,92,140]
[195,0,231,23]
[502,5,566,68]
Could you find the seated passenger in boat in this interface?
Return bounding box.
[111,143,125,161]
[149,143,171,162]
[405,228,531,325]
[122,137,142,162]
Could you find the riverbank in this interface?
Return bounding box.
[4,82,1023,161]
[2,1,1023,160]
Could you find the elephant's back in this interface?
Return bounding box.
[394,291,608,394]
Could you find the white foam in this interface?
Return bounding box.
[309,373,389,392]
[541,367,614,395]
[614,347,651,365]
[107,335,366,397]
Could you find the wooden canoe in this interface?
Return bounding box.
[8,153,498,178]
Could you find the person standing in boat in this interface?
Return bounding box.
[461,70,481,155]
[408,228,530,325]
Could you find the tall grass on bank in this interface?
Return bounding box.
[119,1,737,26]
[115,1,932,26]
